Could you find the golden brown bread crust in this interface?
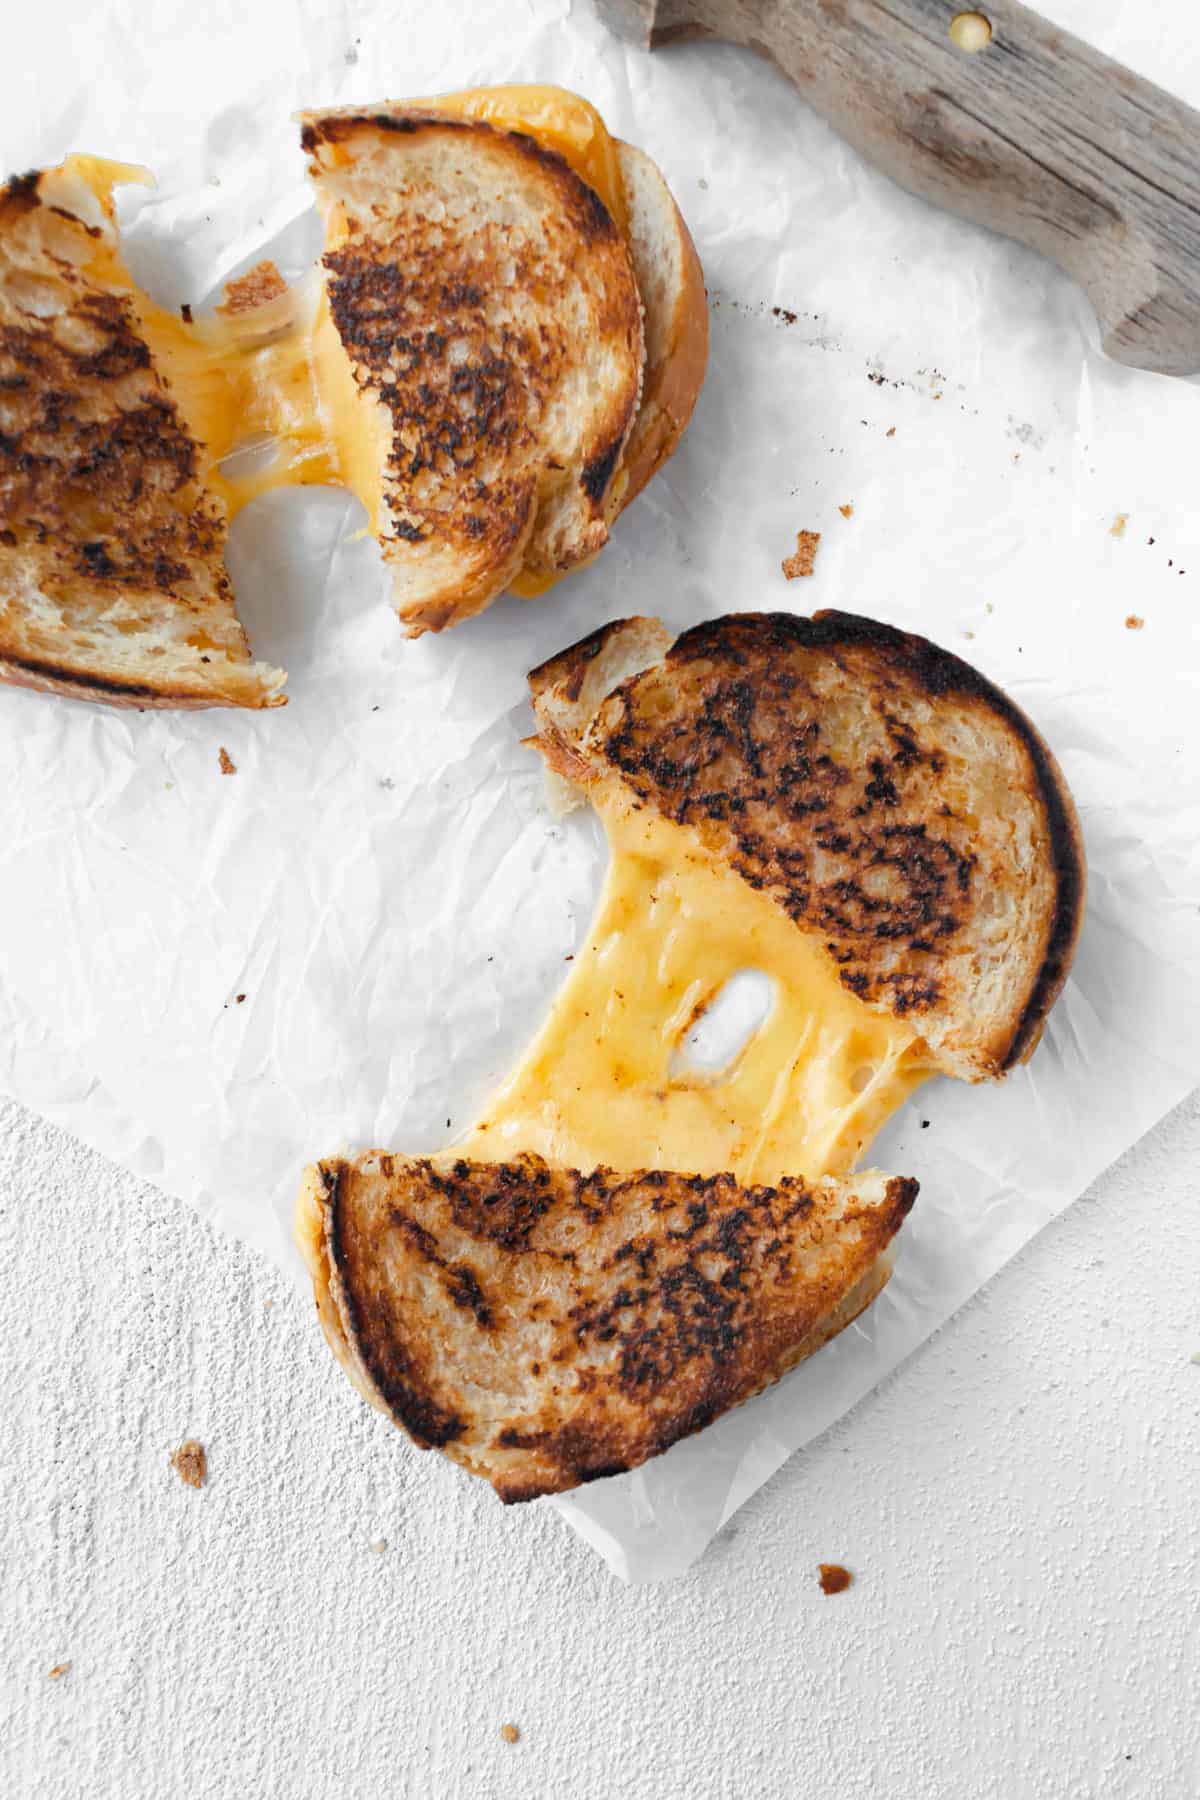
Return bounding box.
[529,611,1085,1080]
[0,168,284,709]
[300,1152,916,1502]
[300,110,645,635]
[610,141,708,512]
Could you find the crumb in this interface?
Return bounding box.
[698,177,708,189]
[867,371,886,386]
[47,1662,71,1680]
[886,426,896,437]
[564,954,574,962]
[963,629,975,640]
[446,1118,451,1129]
[236,993,246,1003]
[500,1724,520,1745]
[772,305,798,326]
[782,530,821,580]
[180,304,193,325]
[263,1299,273,1311]
[818,1563,853,1595]
[218,747,236,776]
[170,1440,207,1490]
[838,503,854,520]
[370,1538,388,1553]
[1147,536,1155,546]
[1012,452,1021,463]
[932,391,943,400]
[1110,513,1128,538]
[218,260,287,317]
[985,602,994,613]
[920,1120,930,1129]
[1125,615,1144,631]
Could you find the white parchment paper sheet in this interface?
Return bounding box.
[3,0,1199,1579]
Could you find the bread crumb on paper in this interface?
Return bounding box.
[1110,513,1128,538]
[1125,615,1144,631]
[782,530,821,580]
[838,503,854,520]
[218,259,287,316]
[818,1563,853,1595]
[170,1440,207,1490]
[218,747,236,776]
[369,1538,388,1554]
[47,1662,72,1681]
[499,1723,520,1745]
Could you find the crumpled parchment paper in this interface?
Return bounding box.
[3,0,1199,1581]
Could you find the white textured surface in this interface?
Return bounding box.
[3,1091,1198,1799]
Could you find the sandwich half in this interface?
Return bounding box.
[0,160,286,709]
[301,86,707,634]
[298,611,1084,1500]
[297,1153,917,1502]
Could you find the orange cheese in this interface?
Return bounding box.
[65,157,386,531]
[460,796,929,1184]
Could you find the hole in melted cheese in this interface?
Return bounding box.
[669,967,775,1083]
[459,795,932,1185]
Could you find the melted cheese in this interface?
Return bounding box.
[66,158,385,530]
[60,89,630,590]
[460,797,929,1184]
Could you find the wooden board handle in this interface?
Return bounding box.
[597,0,1200,376]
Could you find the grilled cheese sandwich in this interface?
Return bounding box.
[296,611,1085,1501]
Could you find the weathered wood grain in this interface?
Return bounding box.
[598,0,1200,375]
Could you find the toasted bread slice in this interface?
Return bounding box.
[0,164,285,710]
[298,1151,917,1502]
[610,141,707,513]
[530,611,1085,1081]
[301,107,646,636]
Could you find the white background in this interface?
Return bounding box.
[2,0,1199,1789]
[4,1095,1198,1798]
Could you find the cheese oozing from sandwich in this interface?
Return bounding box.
[60,86,632,588]
[460,795,930,1184]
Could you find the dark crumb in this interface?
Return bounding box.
[920,1119,930,1129]
[180,303,193,324]
[47,1662,72,1680]
[499,1724,520,1745]
[819,1563,853,1595]
[772,305,798,326]
[236,993,246,1003]
[1147,536,1155,545]
[170,1440,207,1490]
[564,954,574,962]
[867,371,886,386]
[782,530,821,580]
[886,426,896,437]
[1125,615,1144,631]
[218,747,236,776]
[446,1118,451,1129]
